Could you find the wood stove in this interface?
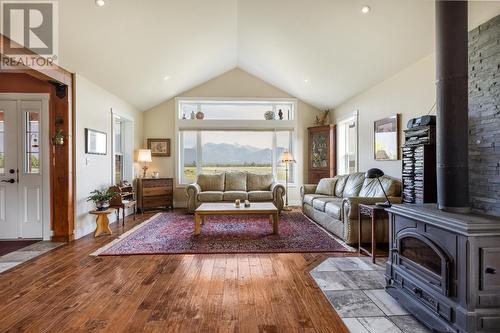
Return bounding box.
[386,205,500,333]
[385,1,500,332]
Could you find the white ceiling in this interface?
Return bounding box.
[58,0,500,111]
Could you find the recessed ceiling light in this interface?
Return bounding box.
[163,75,170,81]
[361,6,371,14]
[95,0,106,7]
[304,79,309,84]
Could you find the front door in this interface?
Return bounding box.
[0,97,47,239]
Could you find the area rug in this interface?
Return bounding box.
[92,211,351,256]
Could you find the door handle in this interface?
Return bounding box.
[1,179,15,184]
[485,267,496,274]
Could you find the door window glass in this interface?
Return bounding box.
[0,110,4,174]
[25,111,40,174]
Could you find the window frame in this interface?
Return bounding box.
[336,111,359,175]
[175,97,298,187]
[111,111,134,185]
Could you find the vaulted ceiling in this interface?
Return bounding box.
[58,0,500,111]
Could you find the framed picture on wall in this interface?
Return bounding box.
[147,138,171,157]
[85,128,107,155]
[374,114,400,161]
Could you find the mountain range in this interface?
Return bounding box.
[184,143,287,165]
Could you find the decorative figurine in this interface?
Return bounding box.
[278,109,283,120]
[314,110,330,125]
[264,111,275,120]
[235,199,241,208]
[190,111,196,119]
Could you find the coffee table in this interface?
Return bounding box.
[194,202,279,236]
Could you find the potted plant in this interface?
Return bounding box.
[87,189,119,211]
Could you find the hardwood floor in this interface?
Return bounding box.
[0,212,352,333]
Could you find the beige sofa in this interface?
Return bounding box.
[300,172,401,245]
[186,171,286,213]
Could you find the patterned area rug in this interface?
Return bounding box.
[93,211,351,256]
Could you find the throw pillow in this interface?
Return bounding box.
[315,178,337,196]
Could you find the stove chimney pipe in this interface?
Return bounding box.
[435,0,470,213]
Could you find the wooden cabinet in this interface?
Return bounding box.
[136,178,173,212]
[308,125,336,183]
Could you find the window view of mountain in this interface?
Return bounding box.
[183,143,288,166]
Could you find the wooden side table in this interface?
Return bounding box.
[90,209,115,237]
[358,204,388,263]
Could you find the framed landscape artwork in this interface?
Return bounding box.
[374,114,400,161]
[147,138,171,157]
[85,128,107,155]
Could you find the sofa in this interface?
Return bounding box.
[300,172,401,245]
[186,171,286,213]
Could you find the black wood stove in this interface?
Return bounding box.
[385,1,500,332]
[385,205,500,333]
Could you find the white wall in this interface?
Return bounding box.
[143,68,322,206]
[332,54,436,178]
[74,74,143,239]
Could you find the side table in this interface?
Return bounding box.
[358,204,388,263]
[90,209,115,237]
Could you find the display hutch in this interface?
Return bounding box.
[308,125,336,183]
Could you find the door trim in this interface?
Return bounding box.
[0,93,50,240]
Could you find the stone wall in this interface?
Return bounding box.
[468,14,500,217]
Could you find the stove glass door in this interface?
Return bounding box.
[400,236,441,276]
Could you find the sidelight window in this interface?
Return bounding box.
[0,110,4,174]
[25,111,40,174]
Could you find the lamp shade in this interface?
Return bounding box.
[365,168,384,179]
[281,151,296,163]
[137,149,152,162]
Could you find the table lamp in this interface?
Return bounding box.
[138,149,152,178]
[365,168,391,208]
[281,151,296,211]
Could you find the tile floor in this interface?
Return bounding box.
[0,241,64,273]
[310,257,431,333]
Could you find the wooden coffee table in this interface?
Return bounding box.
[194,202,279,236]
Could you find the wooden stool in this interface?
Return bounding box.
[90,209,115,237]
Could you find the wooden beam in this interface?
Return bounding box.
[0,34,72,85]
